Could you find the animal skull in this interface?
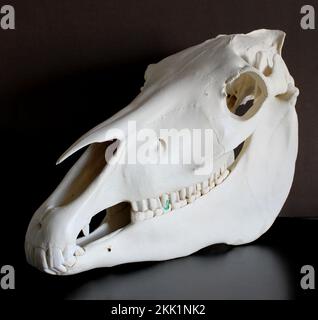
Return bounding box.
[25,29,299,275]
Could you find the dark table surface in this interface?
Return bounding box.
[3,217,316,300]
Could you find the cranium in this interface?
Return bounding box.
[25,29,299,275]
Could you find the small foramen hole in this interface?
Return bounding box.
[107,247,112,252]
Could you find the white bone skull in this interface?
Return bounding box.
[25,29,299,275]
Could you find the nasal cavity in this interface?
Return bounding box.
[56,140,119,207]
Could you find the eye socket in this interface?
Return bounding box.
[226,72,265,118]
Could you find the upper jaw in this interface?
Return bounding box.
[25,147,235,275]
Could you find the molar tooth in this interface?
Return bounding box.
[216,169,230,185]
[141,199,148,211]
[172,202,181,210]
[136,201,143,211]
[170,192,178,203]
[179,188,186,200]
[130,211,137,223]
[82,224,89,237]
[136,212,145,222]
[216,170,230,184]
[186,186,194,198]
[155,208,163,216]
[180,200,187,207]
[131,201,138,212]
[187,195,196,203]
[161,194,171,213]
[160,194,169,206]
[202,180,209,189]
[202,187,209,195]
[145,210,154,219]
[149,198,158,210]
[196,183,202,191]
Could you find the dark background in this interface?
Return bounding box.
[0,0,317,301]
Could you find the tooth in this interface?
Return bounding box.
[141,200,148,211]
[136,212,145,221]
[160,194,169,206]
[145,210,154,219]
[149,198,158,210]
[155,208,163,216]
[131,201,138,212]
[195,191,201,199]
[186,186,194,198]
[170,192,178,203]
[202,180,209,189]
[131,212,137,223]
[180,200,187,207]
[209,176,216,189]
[196,183,202,191]
[136,201,143,211]
[216,169,230,185]
[202,187,209,194]
[163,199,171,213]
[187,195,196,203]
[172,202,181,210]
[179,188,186,200]
[82,224,89,237]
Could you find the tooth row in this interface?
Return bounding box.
[130,166,230,223]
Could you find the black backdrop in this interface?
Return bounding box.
[1,0,317,221]
[0,0,317,302]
